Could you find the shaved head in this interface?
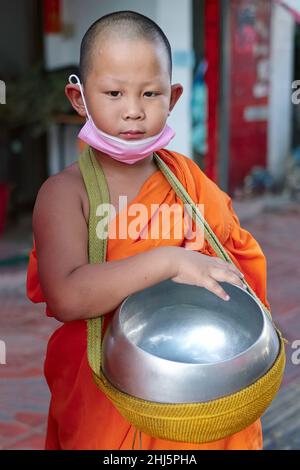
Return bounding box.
[79,10,172,84]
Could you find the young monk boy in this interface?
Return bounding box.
[27,11,269,450]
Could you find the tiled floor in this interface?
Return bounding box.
[237,203,300,450]
[0,262,58,450]
[0,200,299,449]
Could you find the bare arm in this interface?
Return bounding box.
[33,173,176,322]
[33,172,245,323]
[64,248,173,320]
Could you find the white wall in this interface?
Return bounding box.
[268,2,295,183]
[45,0,193,175]
[157,0,193,159]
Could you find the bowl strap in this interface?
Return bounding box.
[78,146,275,382]
[153,152,273,322]
[78,146,110,379]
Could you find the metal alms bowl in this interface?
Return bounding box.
[102,280,280,403]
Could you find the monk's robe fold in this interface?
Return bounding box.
[26,149,268,450]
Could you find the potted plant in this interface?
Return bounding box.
[0,63,76,235]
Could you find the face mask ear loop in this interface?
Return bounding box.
[68,74,91,120]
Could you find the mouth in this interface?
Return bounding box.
[119,130,146,140]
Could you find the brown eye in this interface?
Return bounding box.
[107,91,121,97]
[144,91,158,97]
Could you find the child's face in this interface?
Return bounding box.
[67,37,183,140]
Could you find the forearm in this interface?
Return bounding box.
[56,246,177,321]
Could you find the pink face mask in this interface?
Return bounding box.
[69,74,175,164]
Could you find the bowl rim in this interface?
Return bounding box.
[110,282,277,367]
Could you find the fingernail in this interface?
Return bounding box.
[225,295,230,301]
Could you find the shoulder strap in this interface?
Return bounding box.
[153,152,272,321]
[79,146,110,377]
[79,147,273,380]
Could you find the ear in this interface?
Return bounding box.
[65,84,87,117]
[169,83,183,112]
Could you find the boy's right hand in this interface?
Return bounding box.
[170,248,246,301]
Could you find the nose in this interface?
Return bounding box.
[122,97,145,120]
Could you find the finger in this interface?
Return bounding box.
[224,263,244,279]
[212,259,244,278]
[228,272,245,288]
[211,269,246,289]
[226,262,244,278]
[204,278,230,301]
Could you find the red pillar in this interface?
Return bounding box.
[228,0,271,192]
[43,0,61,34]
[204,0,272,192]
[204,0,221,183]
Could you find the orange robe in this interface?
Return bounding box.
[26,149,268,450]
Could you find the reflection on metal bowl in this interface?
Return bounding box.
[102,280,280,403]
